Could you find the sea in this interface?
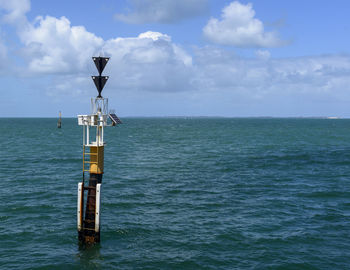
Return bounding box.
[0,117,350,269]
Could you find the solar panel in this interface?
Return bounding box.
[109,113,122,125]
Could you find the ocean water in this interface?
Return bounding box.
[1,118,350,269]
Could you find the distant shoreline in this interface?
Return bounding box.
[0,116,346,119]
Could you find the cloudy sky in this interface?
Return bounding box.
[1,0,350,117]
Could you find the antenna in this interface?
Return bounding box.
[92,57,110,98]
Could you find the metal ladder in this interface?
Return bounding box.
[81,145,99,240]
[82,145,98,174]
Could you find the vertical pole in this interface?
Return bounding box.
[87,125,90,145]
[101,125,104,145]
[96,119,98,145]
[77,182,84,241]
[95,183,101,232]
[77,183,83,230]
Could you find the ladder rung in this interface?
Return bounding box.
[83,227,96,231]
[83,161,97,164]
[84,186,96,190]
[83,219,95,223]
[85,153,98,155]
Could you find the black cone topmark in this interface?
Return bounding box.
[92,57,109,97]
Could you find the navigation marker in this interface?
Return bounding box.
[77,56,121,245]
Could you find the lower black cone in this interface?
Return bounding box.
[92,76,109,98]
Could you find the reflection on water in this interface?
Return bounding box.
[77,243,102,269]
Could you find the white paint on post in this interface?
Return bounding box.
[77,182,83,231]
[95,183,101,232]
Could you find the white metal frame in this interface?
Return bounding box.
[78,97,112,147]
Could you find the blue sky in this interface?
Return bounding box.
[1,0,350,117]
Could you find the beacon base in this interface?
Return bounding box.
[77,177,102,244]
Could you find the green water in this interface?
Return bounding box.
[0,118,350,269]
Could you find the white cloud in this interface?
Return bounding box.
[0,1,193,95]
[115,0,208,24]
[255,49,271,60]
[203,1,285,48]
[19,15,104,73]
[193,48,350,102]
[15,13,193,93]
[138,31,171,41]
[1,4,192,83]
[101,31,193,93]
[0,0,30,25]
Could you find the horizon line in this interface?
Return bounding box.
[0,116,346,119]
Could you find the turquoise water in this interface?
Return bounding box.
[1,118,350,269]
